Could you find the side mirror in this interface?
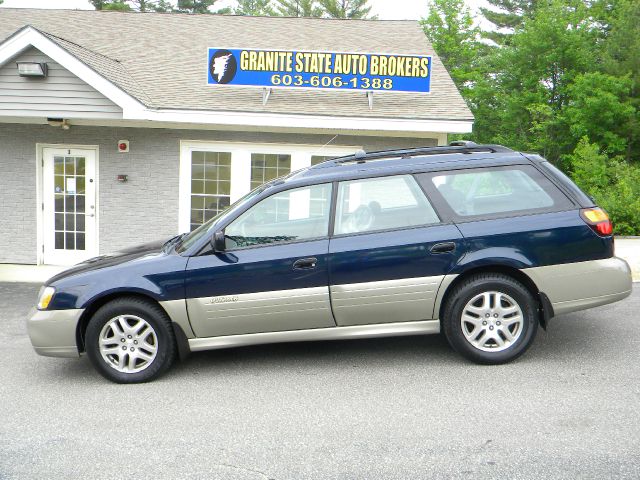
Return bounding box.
[212,230,226,252]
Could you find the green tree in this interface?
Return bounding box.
[567,137,640,235]
[90,0,166,11]
[472,0,596,160]
[602,0,640,161]
[174,0,218,13]
[234,0,276,15]
[91,0,131,10]
[275,0,322,17]
[318,0,375,19]
[91,0,228,13]
[563,72,634,156]
[421,0,481,92]
[480,0,539,44]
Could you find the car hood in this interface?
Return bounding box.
[45,237,172,285]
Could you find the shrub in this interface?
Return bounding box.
[565,137,640,236]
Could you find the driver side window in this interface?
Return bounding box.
[225,183,333,248]
[334,175,439,235]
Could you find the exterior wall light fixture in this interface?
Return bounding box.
[17,62,48,77]
[46,118,71,130]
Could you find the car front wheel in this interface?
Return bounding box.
[85,297,176,383]
[442,273,538,364]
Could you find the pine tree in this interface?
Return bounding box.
[480,0,539,44]
[421,0,480,90]
[91,0,131,10]
[91,0,228,13]
[175,0,226,13]
[602,0,640,161]
[275,0,323,17]
[90,0,164,11]
[318,0,375,19]
[234,0,277,16]
[154,0,174,11]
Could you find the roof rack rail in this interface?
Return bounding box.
[334,142,513,165]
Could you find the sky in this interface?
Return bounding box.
[0,0,488,21]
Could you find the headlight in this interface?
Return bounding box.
[37,286,56,310]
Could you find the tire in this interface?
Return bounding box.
[442,273,538,365]
[85,297,176,383]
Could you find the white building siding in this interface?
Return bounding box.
[0,47,122,119]
[0,122,437,264]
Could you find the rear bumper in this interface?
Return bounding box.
[524,257,632,316]
[27,307,83,358]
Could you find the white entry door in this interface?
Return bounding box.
[42,147,97,265]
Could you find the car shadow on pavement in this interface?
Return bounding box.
[178,333,461,373]
[171,307,628,379]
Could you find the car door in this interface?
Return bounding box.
[185,183,336,338]
[328,174,464,326]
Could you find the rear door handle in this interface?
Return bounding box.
[292,257,318,270]
[430,242,456,254]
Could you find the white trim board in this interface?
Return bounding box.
[0,116,458,139]
[130,109,473,134]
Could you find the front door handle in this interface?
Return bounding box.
[430,242,456,254]
[292,257,318,270]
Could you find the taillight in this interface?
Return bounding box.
[580,207,613,236]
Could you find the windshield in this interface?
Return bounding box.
[176,187,265,253]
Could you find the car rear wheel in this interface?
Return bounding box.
[85,297,176,383]
[442,273,538,364]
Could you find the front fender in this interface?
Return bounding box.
[47,253,188,310]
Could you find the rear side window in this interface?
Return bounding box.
[421,166,573,219]
[334,175,439,235]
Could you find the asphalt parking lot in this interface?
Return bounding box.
[1,283,639,480]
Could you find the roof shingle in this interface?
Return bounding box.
[0,8,473,122]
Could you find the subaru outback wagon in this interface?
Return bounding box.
[28,142,632,383]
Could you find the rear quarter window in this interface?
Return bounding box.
[417,165,574,221]
[537,160,595,207]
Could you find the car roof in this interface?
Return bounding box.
[281,143,530,188]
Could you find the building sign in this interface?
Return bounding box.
[208,48,432,93]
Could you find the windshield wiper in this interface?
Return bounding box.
[163,233,188,252]
[173,232,190,250]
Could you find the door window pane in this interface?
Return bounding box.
[52,155,86,251]
[226,184,332,248]
[76,233,85,250]
[335,175,439,235]
[250,153,291,189]
[190,151,231,231]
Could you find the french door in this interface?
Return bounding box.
[42,147,97,265]
[179,142,360,233]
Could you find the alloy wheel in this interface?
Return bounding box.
[460,291,524,352]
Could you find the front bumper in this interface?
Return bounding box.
[27,307,84,358]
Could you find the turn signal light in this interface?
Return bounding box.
[37,286,56,310]
[580,208,613,236]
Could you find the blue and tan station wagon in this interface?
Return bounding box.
[28,142,633,383]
